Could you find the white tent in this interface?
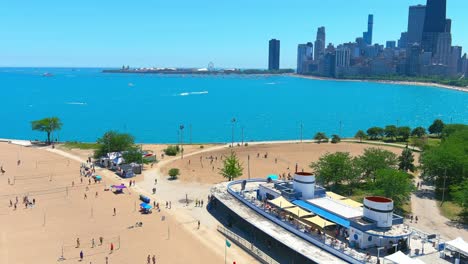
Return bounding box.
[445,237,468,256]
[383,251,425,264]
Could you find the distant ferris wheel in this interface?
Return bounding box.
[208,62,215,71]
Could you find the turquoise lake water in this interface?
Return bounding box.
[1,68,467,143]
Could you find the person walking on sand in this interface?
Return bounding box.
[84,193,87,199]
[99,236,103,246]
[91,238,95,248]
[76,238,80,248]
[152,255,156,264]
[105,256,108,264]
[197,220,200,229]
[110,243,114,253]
[80,250,83,261]
[147,255,151,264]
[113,208,116,216]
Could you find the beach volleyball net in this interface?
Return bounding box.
[60,235,121,260]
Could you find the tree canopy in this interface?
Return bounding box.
[310,152,361,189]
[313,132,328,143]
[94,131,135,158]
[31,117,63,144]
[398,147,415,172]
[384,125,398,140]
[367,127,384,140]
[219,151,243,181]
[397,126,411,141]
[354,130,367,142]
[168,168,180,180]
[356,148,398,181]
[411,127,427,138]
[373,169,415,209]
[428,119,445,136]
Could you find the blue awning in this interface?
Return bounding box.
[293,200,350,228]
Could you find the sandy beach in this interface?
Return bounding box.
[0,142,229,264]
[293,74,468,93]
[160,142,416,185]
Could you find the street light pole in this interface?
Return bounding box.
[231,118,236,147]
[180,125,184,159]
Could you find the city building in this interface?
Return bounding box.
[407,5,426,46]
[314,27,326,61]
[297,42,313,74]
[421,0,447,53]
[336,46,351,68]
[398,32,408,49]
[386,41,396,49]
[268,39,280,71]
[363,15,374,45]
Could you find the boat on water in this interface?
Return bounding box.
[42,72,54,77]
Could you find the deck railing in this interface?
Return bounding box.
[217,225,280,264]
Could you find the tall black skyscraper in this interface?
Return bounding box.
[421,0,447,53]
[423,0,447,33]
[363,15,374,45]
[268,39,280,71]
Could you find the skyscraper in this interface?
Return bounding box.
[363,15,374,45]
[268,39,280,71]
[407,5,426,46]
[297,42,313,74]
[314,27,326,61]
[421,0,447,53]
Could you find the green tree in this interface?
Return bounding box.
[354,130,367,142]
[314,132,328,143]
[397,126,411,141]
[384,125,398,141]
[420,128,468,197]
[331,134,341,144]
[168,168,180,180]
[450,180,468,223]
[428,119,445,137]
[219,151,243,181]
[442,124,468,139]
[94,131,135,158]
[373,169,415,209]
[367,127,384,140]
[411,127,427,138]
[310,152,360,189]
[31,117,63,144]
[356,148,398,182]
[398,147,415,172]
[122,146,151,165]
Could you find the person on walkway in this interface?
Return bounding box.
[95,191,98,198]
[84,193,87,199]
[197,220,200,229]
[105,256,108,264]
[110,243,114,253]
[80,250,83,261]
[113,208,116,216]
[99,236,103,246]
[415,216,418,223]
[147,255,151,264]
[76,238,80,248]
[152,255,156,264]
[91,238,95,248]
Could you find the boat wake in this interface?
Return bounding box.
[178,91,208,96]
[66,102,87,105]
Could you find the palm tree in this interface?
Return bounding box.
[31,117,63,144]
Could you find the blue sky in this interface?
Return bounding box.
[1,0,466,68]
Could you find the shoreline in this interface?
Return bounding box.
[292,74,468,93]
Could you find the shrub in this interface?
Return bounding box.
[199,145,204,149]
[164,145,180,156]
[168,168,180,180]
[331,134,341,144]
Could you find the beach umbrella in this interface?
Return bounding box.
[267,174,278,180]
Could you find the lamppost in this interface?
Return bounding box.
[300,122,303,143]
[231,118,236,147]
[179,125,184,159]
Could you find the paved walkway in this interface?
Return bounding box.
[407,181,468,241]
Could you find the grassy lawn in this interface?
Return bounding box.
[439,201,462,221]
[61,141,101,150]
